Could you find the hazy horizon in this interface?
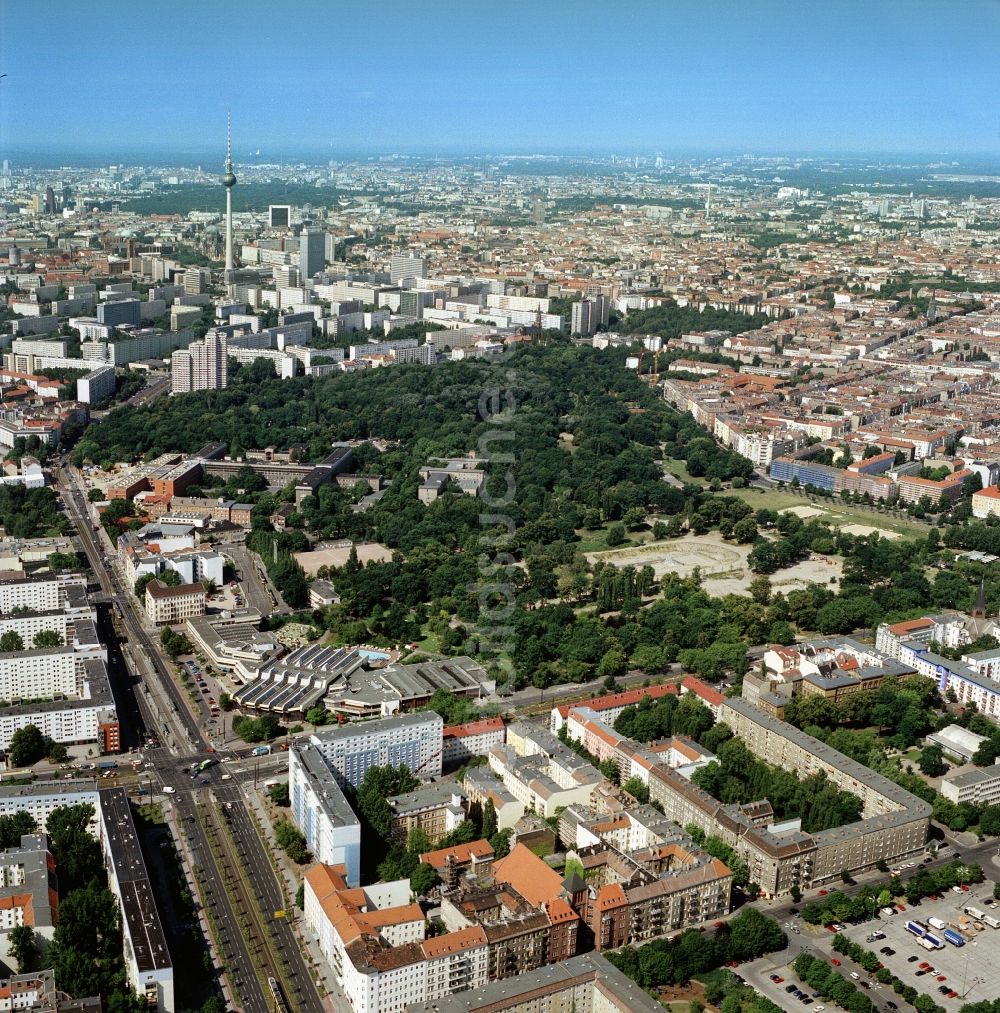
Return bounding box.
[2,0,999,164]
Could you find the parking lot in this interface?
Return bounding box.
[834,886,1000,1007]
[745,881,1000,1011]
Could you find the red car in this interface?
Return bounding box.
[962,885,970,892]
[919,963,931,970]
[818,889,829,896]
[774,977,784,984]
[831,959,841,966]
[937,976,947,982]
[897,904,907,912]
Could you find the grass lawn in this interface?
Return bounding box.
[662,458,702,485]
[414,630,441,654]
[575,528,641,552]
[722,486,930,539]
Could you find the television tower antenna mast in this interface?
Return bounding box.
[221,112,237,283]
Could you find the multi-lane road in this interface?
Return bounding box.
[56,463,325,1013]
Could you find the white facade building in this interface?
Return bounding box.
[76,365,117,404]
[309,712,443,789]
[289,742,361,887]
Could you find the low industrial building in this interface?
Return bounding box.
[926,724,988,763]
[232,646,493,719]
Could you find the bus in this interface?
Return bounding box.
[199,759,216,771]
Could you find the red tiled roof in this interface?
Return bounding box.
[443,716,505,739]
[556,682,677,719]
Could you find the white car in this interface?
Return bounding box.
[850,973,859,981]
[162,786,175,794]
[814,1007,825,1012]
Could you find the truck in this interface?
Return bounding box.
[905,921,926,937]
[965,905,986,921]
[917,937,938,951]
[943,928,965,947]
[98,761,119,771]
[923,932,944,949]
[928,916,947,931]
[251,745,271,756]
[984,915,1000,929]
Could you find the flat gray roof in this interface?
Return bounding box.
[404,951,664,1012]
[292,744,361,829]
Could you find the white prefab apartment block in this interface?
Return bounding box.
[289,742,362,887]
[0,576,61,613]
[309,712,444,789]
[76,365,116,404]
[0,646,76,700]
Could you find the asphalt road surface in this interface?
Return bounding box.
[57,466,324,1013]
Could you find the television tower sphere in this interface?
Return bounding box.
[222,169,237,188]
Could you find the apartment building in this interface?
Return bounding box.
[76,365,116,405]
[572,839,732,950]
[637,694,930,898]
[387,784,466,846]
[170,331,227,395]
[549,683,678,734]
[0,576,61,614]
[972,485,1000,519]
[143,580,207,624]
[405,951,665,1013]
[0,660,118,751]
[308,712,444,789]
[876,615,1000,720]
[289,742,362,887]
[442,716,505,767]
[487,743,603,818]
[0,785,173,1011]
[0,647,76,701]
[0,833,57,942]
[461,767,524,831]
[419,840,496,890]
[303,864,489,1013]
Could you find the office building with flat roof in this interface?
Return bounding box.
[300,228,325,280]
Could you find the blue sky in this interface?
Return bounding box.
[1,0,998,158]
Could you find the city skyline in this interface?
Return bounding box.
[1,0,999,160]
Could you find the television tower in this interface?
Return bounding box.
[222,112,237,282]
